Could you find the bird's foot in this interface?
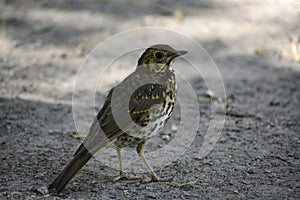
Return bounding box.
[141,175,173,183]
[112,173,141,182]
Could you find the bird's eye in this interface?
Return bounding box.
[155,52,164,59]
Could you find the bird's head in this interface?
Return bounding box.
[137,44,187,72]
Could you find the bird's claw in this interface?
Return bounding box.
[141,176,173,183]
[112,174,141,182]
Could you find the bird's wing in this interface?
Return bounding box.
[74,82,172,157]
[128,83,170,127]
[74,88,122,157]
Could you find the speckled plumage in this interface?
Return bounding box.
[48,44,187,193]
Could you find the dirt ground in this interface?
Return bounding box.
[1,0,299,199]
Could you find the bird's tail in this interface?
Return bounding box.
[48,145,93,193]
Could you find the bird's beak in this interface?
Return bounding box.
[175,50,188,56]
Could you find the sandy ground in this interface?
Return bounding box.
[0,0,299,199]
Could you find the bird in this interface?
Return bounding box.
[48,44,187,193]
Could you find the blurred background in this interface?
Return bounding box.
[0,0,299,199]
[1,0,299,102]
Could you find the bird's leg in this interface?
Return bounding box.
[112,147,140,182]
[116,147,124,177]
[137,141,172,183]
